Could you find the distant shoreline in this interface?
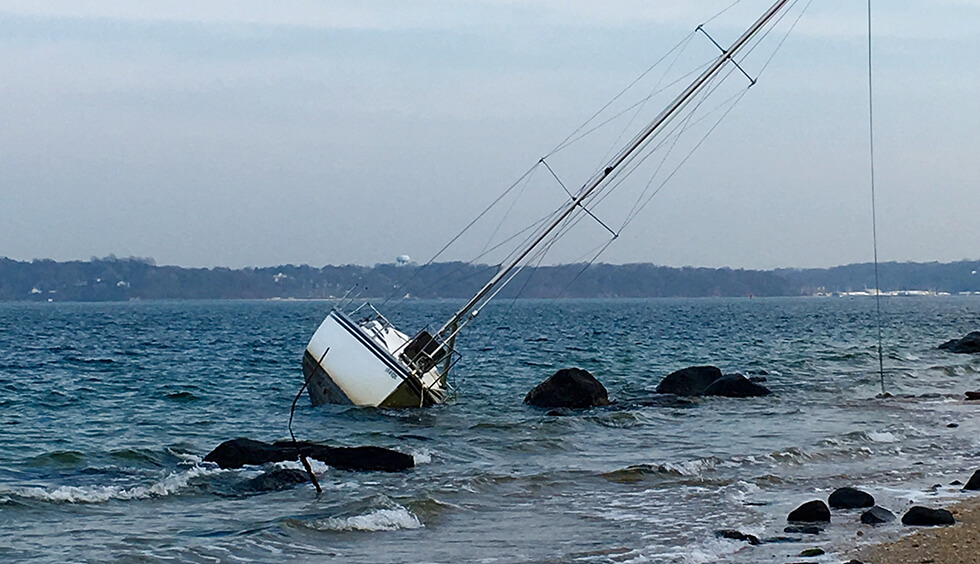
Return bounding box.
[2,256,979,302]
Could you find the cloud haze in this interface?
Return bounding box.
[2,1,978,269]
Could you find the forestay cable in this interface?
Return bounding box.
[867,0,887,395]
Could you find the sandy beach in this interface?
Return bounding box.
[852,495,980,564]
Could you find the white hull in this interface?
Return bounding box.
[303,310,447,408]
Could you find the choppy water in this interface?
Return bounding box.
[1,297,979,563]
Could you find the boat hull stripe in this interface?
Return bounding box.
[327,310,420,392]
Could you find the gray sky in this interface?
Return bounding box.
[2,0,978,270]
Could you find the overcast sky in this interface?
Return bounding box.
[2,1,978,269]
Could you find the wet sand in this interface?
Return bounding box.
[852,496,980,564]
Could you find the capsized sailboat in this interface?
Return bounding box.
[303,0,795,408]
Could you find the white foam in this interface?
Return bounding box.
[867,431,899,443]
[411,449,433,465]
[5,464,222,504]
[274,458,331,474]
[168,449,203,464]
[314,506,423,532]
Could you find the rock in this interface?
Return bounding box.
[243,468,310,492]
[524,367,610,408]
[963,469,980,491]
[784,524,823,534]
[860,505,896,525]
[655,366,723,396]
[799,548,825,557]
[938,331,980,354]
[715,529,760,545]
[828,486,875,509]
[787,500,831,523]
[948,423,960,428]
[703,374,772,398]
[759,536,802,544]
[901,506,955,526]
[966,391,980,401]
[204,438,414,472]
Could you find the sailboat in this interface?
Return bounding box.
[303,0,796,408]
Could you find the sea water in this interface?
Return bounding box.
[1,297,978,563]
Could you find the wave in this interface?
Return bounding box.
[310,506,423,532]
[65,356,116,365]
[164,391,199,402]
[603,457,722,484]
[2,464,222,504]
[26,450,86,466]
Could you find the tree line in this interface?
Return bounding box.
[1,256,977,302]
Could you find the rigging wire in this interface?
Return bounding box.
[532,0,810,291]
[406,0,807,312]
[549,31,698,155]
[867,0,887,395]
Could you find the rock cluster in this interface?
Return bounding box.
[655,365,772,397]
[720,479,972,556]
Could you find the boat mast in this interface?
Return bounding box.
[437,0,791,339]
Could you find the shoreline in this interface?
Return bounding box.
[848,494,980,564]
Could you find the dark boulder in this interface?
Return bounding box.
[204,438,414,472]
[828,486,875,509]
[966,391,980,401]
[938,331,980,354]
[787,500,831,523]
[703,374,772,398]
[715,529,760,545]
[655,366,723,396]
[860,505,896,525]
[901,506,955,526]
[963,470,980,491]
[244,468,310,492]
[524,368,610,408]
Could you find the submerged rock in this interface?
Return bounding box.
[938,331,980,354]
[715,529,760,545]
[787,500,831,523]
[828,486,875,509]
[244,468,310,492]
[860,505,896,525]
[783,524,823,534]
[901,506,955,526]
[655,366,723,396]
[966,391,980,401]
[524,367,610,408]
[703,374,772,398]
[963,469,980,491]
[204,438,414,472]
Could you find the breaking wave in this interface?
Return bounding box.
[2,464,222,504]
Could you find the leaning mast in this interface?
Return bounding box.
[437,0,792,340]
